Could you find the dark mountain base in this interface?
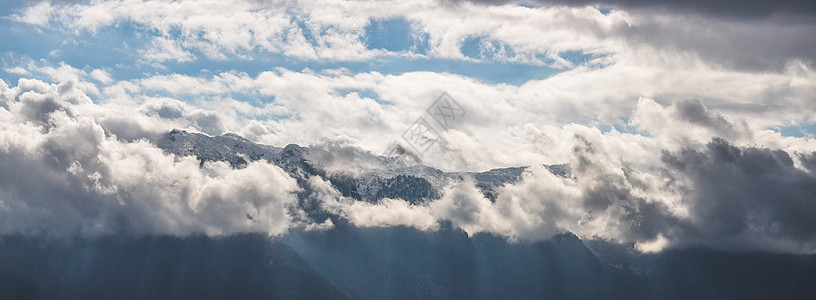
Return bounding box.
[1,227,815,299]
[0,234,348,300]
[283,223,816,300]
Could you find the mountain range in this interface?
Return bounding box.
[2,130,815,299]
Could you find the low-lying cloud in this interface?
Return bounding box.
[662,138,816,252]
[2,77,816,254]
[0,78,300,238]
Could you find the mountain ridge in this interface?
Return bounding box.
[154,129,569,205]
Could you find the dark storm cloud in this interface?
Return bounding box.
[662,138,816,250]
[559,132,816,252]
[673,99,752,141]
[457,0,816,19]
[799,152,816,174]
[625,16,816,71]
[453,0,816,70]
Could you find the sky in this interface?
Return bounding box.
[1,0,816,253]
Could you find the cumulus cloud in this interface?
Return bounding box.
[281,98,816,253]
[308,133,816,253]
[0,78,301,238]
[632,97,753,145]
[11,0,380,61]
[41,60,803,172]
[2,75,816,254]
[11,0,816,71]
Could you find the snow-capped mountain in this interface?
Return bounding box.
[3,129,815,300]
[157,129,284,167]
[153,129,570,204]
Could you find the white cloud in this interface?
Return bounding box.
[33,57,800,172]
[138,36,195,63]
[0,78,301,238]
[4,67,27,75]
[90,69,113,84]
[9,2,54,26]
[635,234,668,253]
[13,0,814,71]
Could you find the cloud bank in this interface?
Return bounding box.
[0,78,300,238]
[3,77,815,254]
[10,0,816,70]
